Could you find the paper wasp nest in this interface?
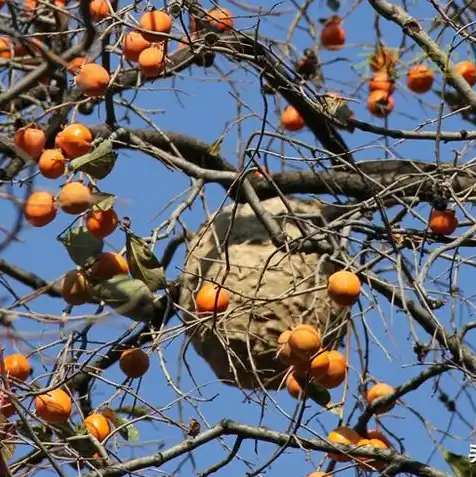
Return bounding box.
[179,197,347,390]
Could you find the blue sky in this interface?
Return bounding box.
[1,0,475,475]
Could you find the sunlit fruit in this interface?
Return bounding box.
[208,7,234,32]
[0,37,11,59]
[86,208,119,238]
[38,149,66,179]
[318,350,347,389]
[75,63,110,97]
[327,426,360,462]
[407,64,434,94]
[119,348,150,378]
[139,10,173,42]
[24,191,57,227]
[55,123,93,158]
[138,45,165,78]
[3,354,31,382]
[281,105,305,131]
[367,90,395,118]
[369,71,396,94]
[286,371,304,399]
[89,0,109,21]
[455,60,476,86]
[320,15,345,50]
[288,324,321,360]
[90,252,129,280]
[366,382,396,414]
[35,388,72,423]
[123,31,151,62]
[67,57,89,75]
[327,270,361,307]
[366,429,392,448]
[195,283,230,314]
[58,182,92,215]
[357,438,389,471]
[84,413,111,441]
[14,126,46,160]
[61,270,91,306]
[429,209,458,235]
[307,351,330,381]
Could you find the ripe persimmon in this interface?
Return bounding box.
[75,63,110,97]
[277,330,301,365]
[55,123,93,158]
[208,7,234,32]
[67,57,89,75]
[3,354,31,382]
[308,351,330,380]
[327,427,360,462]
[58,182,91,215]
[288,324,321,360]
[15,126,46,160]
[24,0,38,13]
[24,191,57,227]
[367,90,395,118]
[139,10,173,42]
[84,413,110,441]
[320,15,345,50]
[366,429,392,448]
[86,208,119,238]
[195,283,230,314]
[327,270,361,307]
[369,71,396,94]
[369,47,397,72]
[89,0,109,21]
[318,350,347,389]
[35,388,72,423]
[119,348,150,378]
[90,252,129,280]
[307,473,329,477]
[0,37,11,58]
[407,64,434,94]
[357,438,389,471]
[38,149,65,179]
[286,371,304,399]
[123,31,151,62]
[429,209,458,235]
[0,391,14,418]
[456,60,476,86]
[138,45,165,78]
[281,105,305,131]
[366,382,395,414]
[61,270,91,306]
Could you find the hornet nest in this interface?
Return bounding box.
[178,196,348,390]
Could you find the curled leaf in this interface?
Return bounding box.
[89,192,116,211]
[441,449,476,477]
[70,140,117,179]
[89,275,157,322]
[60,226,104,267]
[126,233,166,292]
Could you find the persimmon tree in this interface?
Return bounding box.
[0,0,475,476]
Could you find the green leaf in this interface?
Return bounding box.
[295,376,331,407]
[89,275,157,322]
[126,233,166,292]
[60,226,104,267]
[326,0,340,11]
[90,192,116,211]
[441,449,476,477]
[69,140,117,180]
[102,408,139,441]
